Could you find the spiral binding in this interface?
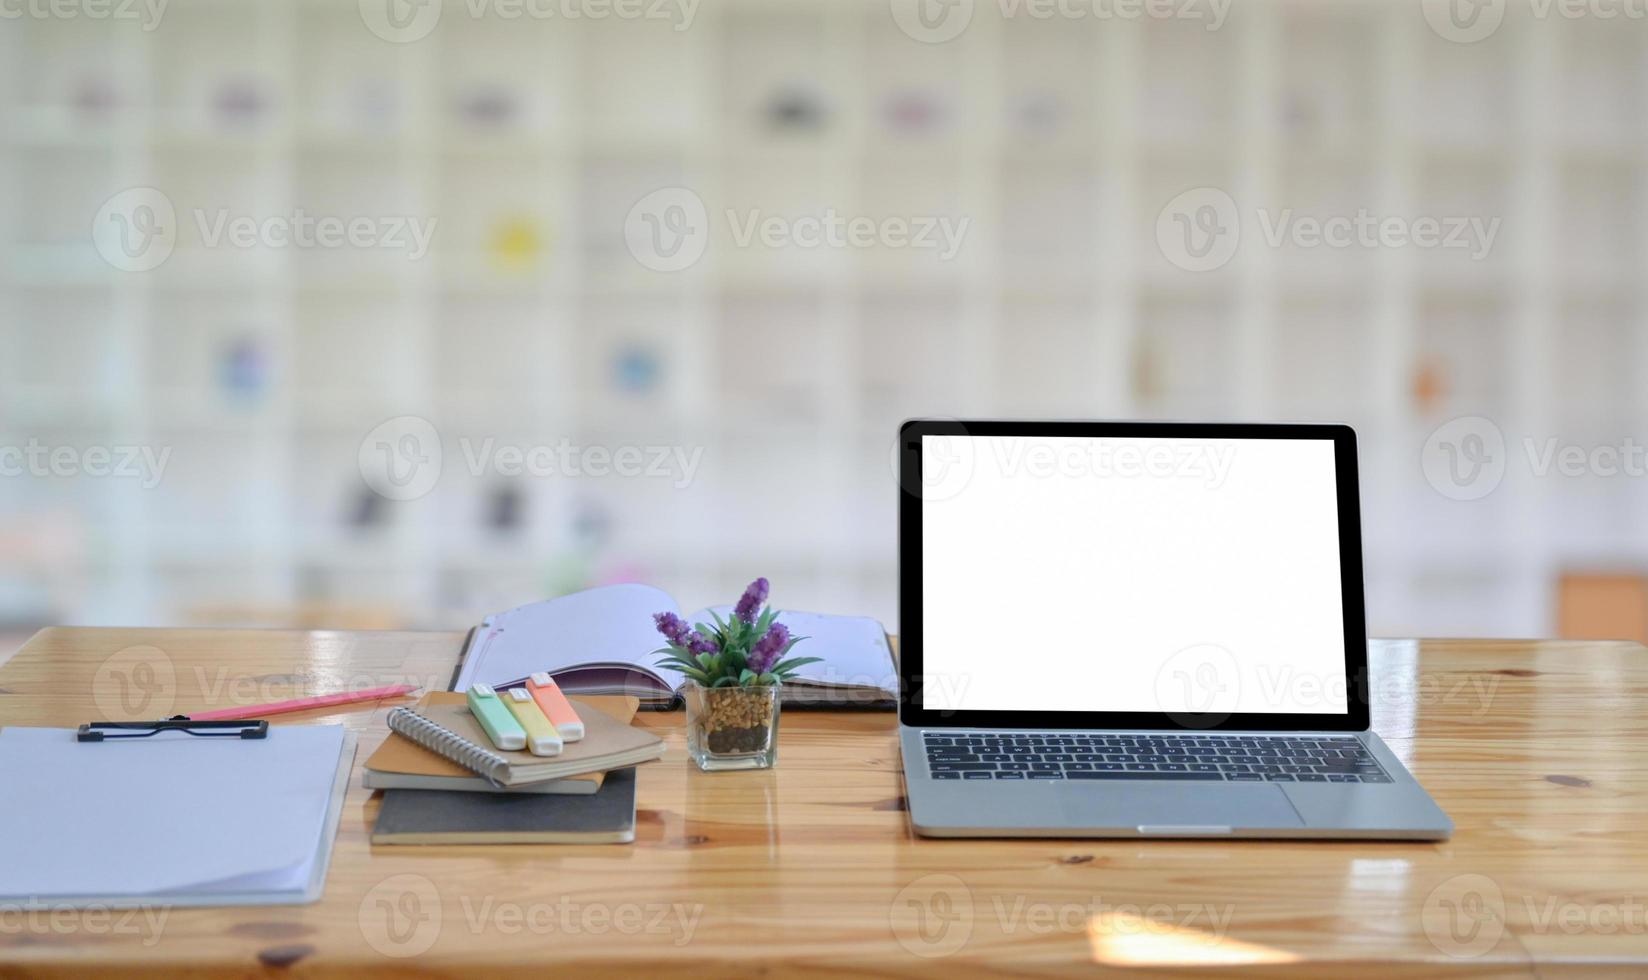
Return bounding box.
[386,706,510,787]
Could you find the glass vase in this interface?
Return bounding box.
[682,680,780,771]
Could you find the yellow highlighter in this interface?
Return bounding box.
[504,687,563,757]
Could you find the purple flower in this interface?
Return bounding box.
[734,577,770,624]
[653,611,694,648]
[688,633,720,656]
[748,622,790,675]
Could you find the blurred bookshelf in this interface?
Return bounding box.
[1,0,1645,639]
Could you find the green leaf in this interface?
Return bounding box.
[773,655,823,672]
[709,609,728,631]
[739,668,757,685]
[757,672,779,685]
[712,676,738,688]
[657,656,715,681]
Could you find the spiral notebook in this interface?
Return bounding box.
[385,700,664,787]
[364,693,642,795]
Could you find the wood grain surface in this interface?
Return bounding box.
[0,627,1644,977]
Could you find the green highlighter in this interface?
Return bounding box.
[466,682,527,751]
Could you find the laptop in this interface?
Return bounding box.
[897,419,1452,840]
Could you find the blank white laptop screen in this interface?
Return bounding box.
[920,435,1349,715]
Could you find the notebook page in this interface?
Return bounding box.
[456,584,679,691]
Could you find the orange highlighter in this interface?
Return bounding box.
[526,672,585,741]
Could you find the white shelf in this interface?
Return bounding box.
[0,0,1637,636]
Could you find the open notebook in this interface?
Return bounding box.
[0,724,355,908]
[452,584,896,707]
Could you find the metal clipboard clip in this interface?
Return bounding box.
[76,716,269,742]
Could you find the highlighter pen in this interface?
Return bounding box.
[503,687,563,757]
[526,672,585,741]
[466,682,526,751]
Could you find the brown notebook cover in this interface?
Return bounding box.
[365,693,641,793]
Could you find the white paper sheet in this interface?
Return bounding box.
[0,724,348,906]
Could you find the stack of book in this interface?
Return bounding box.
[364,692,665,845]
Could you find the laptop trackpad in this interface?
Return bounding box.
[1057,782,1304,832]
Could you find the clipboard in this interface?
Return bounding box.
[0,722,356,908]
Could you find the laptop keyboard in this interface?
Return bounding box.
[922,732,1391,783]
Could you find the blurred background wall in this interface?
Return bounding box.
[2,0,1646,654]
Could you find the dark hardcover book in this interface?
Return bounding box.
[371,767,637,845]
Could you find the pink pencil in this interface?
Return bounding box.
[189,684,418,721]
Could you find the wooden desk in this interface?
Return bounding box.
[1,629,1645,977]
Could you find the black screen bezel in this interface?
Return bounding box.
[897,419,1371,732]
